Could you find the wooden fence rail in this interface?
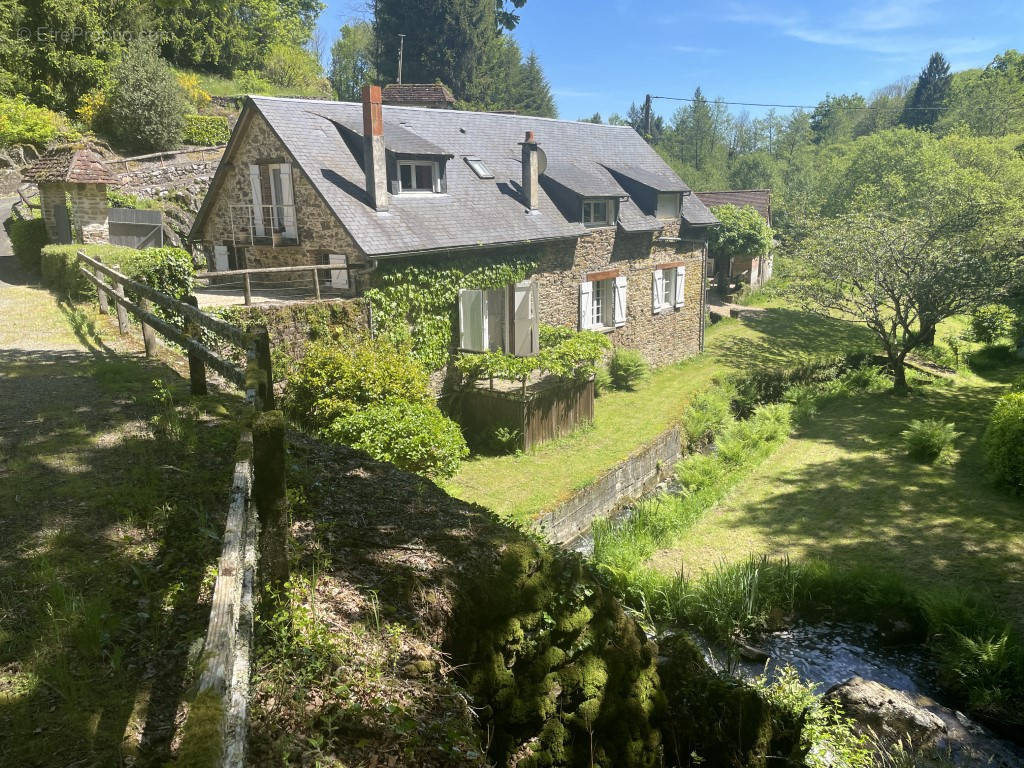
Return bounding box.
[77,251,274,410]
[195,262,353,305]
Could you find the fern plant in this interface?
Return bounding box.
[902,419,960,464]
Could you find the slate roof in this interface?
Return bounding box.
[382,83,455,108]
[695,189,771,225]
[196,96,705,257]
[682,194,719,227]
[328,113,451,157]
[543,158,628,198]
[22,143,119,185]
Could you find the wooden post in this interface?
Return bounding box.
[139,297,158,357]
[254,327,274,411]
[183,295,208,396]
[253,410,288,599]
[312,268,321,301]
[113,281,129,334]
[243,272,252,306]
[93,265,109,315]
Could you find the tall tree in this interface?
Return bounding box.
[810,93,867,144]
[329,21,376,101]
[669,87,730,171]
[374,0,496,97]
[495,0,528,30]
[901,51,952,130]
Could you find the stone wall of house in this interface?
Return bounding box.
[197,113,366,286]
[533,226,706,368]
[38,183,62,242]
[69,183,110,244]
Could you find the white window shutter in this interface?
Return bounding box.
[278,163,297,239]
[328,254,347,289]
[652,269,664,313]
[248,165,265,237]
[213,245,229,271]
[674,266,686,308]
[512,280,539,356]
[459,289,487,352]
[614,275,627,327]
[579,281,593,330]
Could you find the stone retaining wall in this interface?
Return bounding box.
[534,423,684,545]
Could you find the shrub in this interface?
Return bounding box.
[176,71,211,111]
[75,87,108,130]
[970,304,1017,345]
[39,245,194,303]
[608,348,649,391]
[490,426,521,454]
[97,41,188,153]
[326,402,468,478]
[681,385,734,446]
[107,189,163,210]
[5,216,47,271]
[982,392,1024,492]
[40,244,134,299]
[0,95,72,148]
[235,70,273,95]
[284,337,431,433]
[261,44,330,96]
[901,419,960,464]
[593,364,612,396]
[181,115,230,146]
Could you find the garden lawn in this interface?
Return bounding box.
[446,306,874,524]
[648,360,1024,630]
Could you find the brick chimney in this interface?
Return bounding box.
[362,84,389,211]
[520,130,539,211]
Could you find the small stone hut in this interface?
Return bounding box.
[22,143,119,245]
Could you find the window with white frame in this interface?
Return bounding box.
[652,266,686,313]
[582,198,615,227]
[248,162,297,240]
[580,275,627,330]
[398,160,440,192]
[458,281,540,356]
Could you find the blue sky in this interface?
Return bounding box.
[317,0,1022,121]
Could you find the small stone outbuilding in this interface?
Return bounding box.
[22,143,119,245]
[695,189,774,289]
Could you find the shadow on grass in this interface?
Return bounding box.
[0,347,241,767]
[710,308,876,370]
[714,378,1024,626]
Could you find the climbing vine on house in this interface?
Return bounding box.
[365,254,538,370]
[456,324,611,385]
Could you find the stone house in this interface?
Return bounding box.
[695,189,773,289]
[189,87,718,382]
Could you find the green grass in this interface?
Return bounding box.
[0,286,244,765]
[648,362,1024,629]
[445,308,874,523]
[177,67,327,99]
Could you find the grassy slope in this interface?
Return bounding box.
[177,67,327,99]
[446,306,874,524]
[649,358,1024,629]
[0,283,243,765]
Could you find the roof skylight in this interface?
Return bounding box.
[464,156,494,179]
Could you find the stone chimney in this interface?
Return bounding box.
[520,130,540,212]
[362,84,389,211]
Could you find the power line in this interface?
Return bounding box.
[650,94,953,112]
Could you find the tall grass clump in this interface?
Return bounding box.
[901,419,960,464]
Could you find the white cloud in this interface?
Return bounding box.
[673,45,726,55]
[724,0,999,59]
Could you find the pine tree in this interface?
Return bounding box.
[902,52,952,129]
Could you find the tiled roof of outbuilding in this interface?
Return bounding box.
[695,189,771,225]
[196,97,705,257]
[22,143,119,185]
[381,83,456,107]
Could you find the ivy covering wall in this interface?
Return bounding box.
[365,254,539,371]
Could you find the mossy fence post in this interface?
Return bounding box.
[183,294,208,396]
[253,410,288,602]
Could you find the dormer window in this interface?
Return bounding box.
[582,198,616,227]
[398,160,440,193]
[656,193,681,219]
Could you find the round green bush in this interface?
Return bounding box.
[327,401,468,478]
[970,304,1017,345]
[982,392,1024,492]
[902,419,960,464]
[284,338,431,432]
[608,348,649,391]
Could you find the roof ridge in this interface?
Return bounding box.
[696,188,772,194]
[248,95,638,130]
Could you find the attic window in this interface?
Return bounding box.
[582,199,615,227]
[464,156,493,179]
[656,193,680,219]
[398,160,440,193]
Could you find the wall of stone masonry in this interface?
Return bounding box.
[68,183,110,244]
[195,113,366,285]
[38,183,63,241]
[533,225,706,368]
